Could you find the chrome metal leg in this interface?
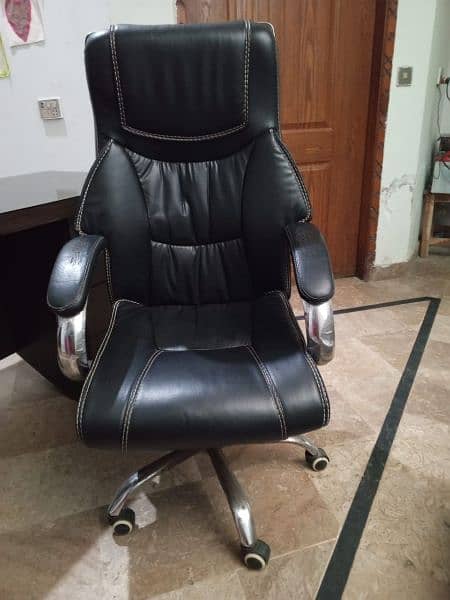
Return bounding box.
[108,449,197,517]
[282,434,320,457]
[208,449,257,548]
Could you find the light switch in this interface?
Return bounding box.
[397,66,412,87]
[38,98,63,120]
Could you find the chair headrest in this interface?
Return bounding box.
[85,21,278,160]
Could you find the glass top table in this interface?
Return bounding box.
[0,171,86,235]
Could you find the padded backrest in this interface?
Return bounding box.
[85,21,280,161]
[78,21,311,305]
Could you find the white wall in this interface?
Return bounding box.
[408,0,450,258]
[109,0,176,25]
[375,0,450,267]
[0,0,176,178]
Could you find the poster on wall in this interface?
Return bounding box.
[1,0,44,47]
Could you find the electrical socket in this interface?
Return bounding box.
[38,97,63,120]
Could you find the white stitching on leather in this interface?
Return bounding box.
[76,298,142,439]
[104,247,114,301]
[275,291,328,425]
[283,238,291,294]
[75,139,113,233]
[109,22,251,141]
[304,351,329,426]
[274,132,312,221]
[151,237,242,249]
[122,350,163,453]
[274,290,329,426]
[245,345,287,439]
[267,22,280,129]
[243,19,250,124]
[110,25,126,125]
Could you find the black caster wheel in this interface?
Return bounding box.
[108,507,135,535]
[305,448,329,471]
[241,539,271,570]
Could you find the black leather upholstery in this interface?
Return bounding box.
[77,292,328,450]
[48,21,334,451]
[47,234,105,317]
[285,222,335,304]
[84,22,280,161]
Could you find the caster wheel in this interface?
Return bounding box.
[305,448,329,471]
[108,507,135,535]
[241,539,271,570]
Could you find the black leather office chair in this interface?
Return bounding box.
[47,21,335,570]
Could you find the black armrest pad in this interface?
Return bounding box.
[285,222,334,304]
[47,235,106,317]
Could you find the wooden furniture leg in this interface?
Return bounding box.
[419,192,434,258]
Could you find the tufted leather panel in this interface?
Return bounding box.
[150,238,252,304]
[126,146,251,245]
[78,294,328,450]
[77,131,310,305]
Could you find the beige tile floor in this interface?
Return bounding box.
[0,255,449,599]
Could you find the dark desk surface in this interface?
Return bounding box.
[0,171,86,235]
[0,170,90,396]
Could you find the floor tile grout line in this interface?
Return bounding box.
[314,297,441,600]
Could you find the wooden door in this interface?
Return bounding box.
[177,0,377,276]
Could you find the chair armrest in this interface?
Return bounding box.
[285,222,335,364]
[47,234,106,317]
[47,235,106,381]
[285,222,334,304]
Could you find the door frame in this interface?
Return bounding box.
[356,0,398,280]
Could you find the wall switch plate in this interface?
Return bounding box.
[397,66,413,87]
[38,98,63,120]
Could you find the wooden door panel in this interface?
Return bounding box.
[283,128,333,164]
[177,0,376,276]
[301,162,331,234]
[177,0,230,23]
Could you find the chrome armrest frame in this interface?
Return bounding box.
[56,303,90,381]
[302,299,335,365]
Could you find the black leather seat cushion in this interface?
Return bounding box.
[77,291,329,451]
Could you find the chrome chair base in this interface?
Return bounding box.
[107,435,329,569]
[107,449,197,518]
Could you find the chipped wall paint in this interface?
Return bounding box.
[375,0,450,267]
[376,174,416,266]
[380,175,416,210]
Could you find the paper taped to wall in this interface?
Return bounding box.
[1,0,44,47]
[0,34,10,77]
